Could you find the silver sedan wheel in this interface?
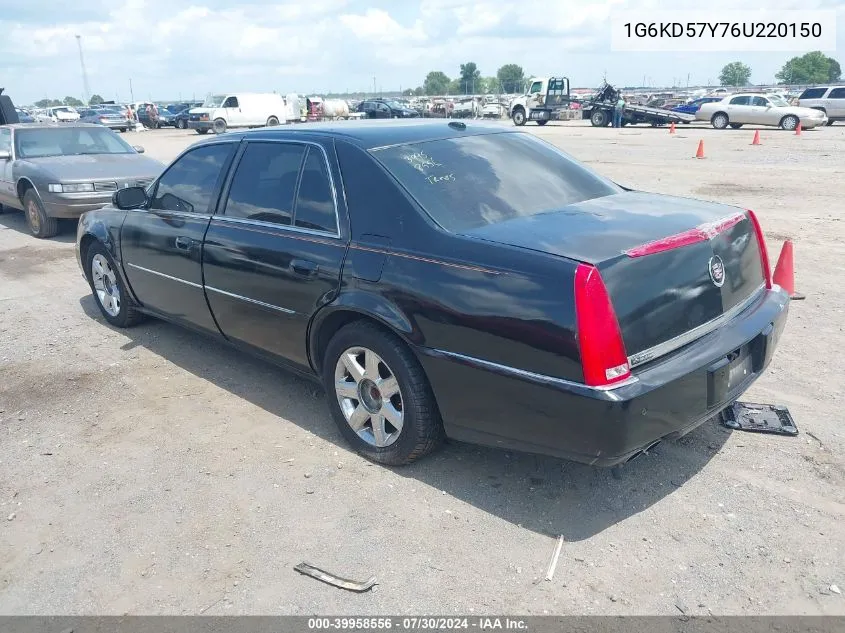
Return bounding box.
[334,346,404,448]
[91,254,121,317]
[26,200,41,233]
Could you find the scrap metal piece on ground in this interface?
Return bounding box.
[721,401,798,436]
[294,562,377,592]
[544,535,564,581]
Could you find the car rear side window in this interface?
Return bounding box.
[829,88,845,99]
[372,132,622,233]
[150,143,234,215]
[224,141,306,226]
[799,88,827,99]
[729,96,751,105]
[294,147,337,234]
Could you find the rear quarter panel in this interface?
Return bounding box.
[328,139,584,382]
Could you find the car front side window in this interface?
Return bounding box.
[0,129,11,153]
[149,143,234,215]
[223,141,306,226]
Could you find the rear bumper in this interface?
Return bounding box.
[418,286,789,466]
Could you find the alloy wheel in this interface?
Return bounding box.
[334,346,404,447]
[27,200,41,233]
[91,253,121,317]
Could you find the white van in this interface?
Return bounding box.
[187,92,289,134]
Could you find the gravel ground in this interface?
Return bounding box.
[1,121,843,616]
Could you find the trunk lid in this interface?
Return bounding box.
[461,191,766,365]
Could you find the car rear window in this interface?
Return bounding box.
[799,88,827,99]
[371,132,621,232]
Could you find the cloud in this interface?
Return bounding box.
[1,0,843,104]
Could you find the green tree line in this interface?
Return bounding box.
[719,52,841,87]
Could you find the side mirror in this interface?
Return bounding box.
[133,145,145,153]
[112,186,148,210]
[0,149,10,161]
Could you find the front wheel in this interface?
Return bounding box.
[780,115,799,131]
[24,189,58,238]
[512,107,526,126]
[711,112,729,129]
[85,242,144,328]
[266,116,280,126]
[212,118,227,134]
[176,119,186,129]
[323,322,444,466]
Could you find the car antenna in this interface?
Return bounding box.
[448,121,466,130]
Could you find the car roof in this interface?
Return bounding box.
[208,119,512,150]
[1,122,105,130]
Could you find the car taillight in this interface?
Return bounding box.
[574,263,631,387]
[745,209,772,289]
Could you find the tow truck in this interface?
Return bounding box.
[509,77,581,126]
[581,83,695,127]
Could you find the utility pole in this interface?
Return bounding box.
[373,76,376,96]
[75,35,91,104]
[129,78,135,103]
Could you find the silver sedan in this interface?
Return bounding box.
[696,93,828,130]
[0,123,163,238]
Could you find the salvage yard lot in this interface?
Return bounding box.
[1,121,843,615]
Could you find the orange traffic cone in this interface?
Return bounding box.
[795,122,802,136]
[695,139,705,159]
[772,240,805,300]
[751,130,761,145]
[669,122,676,134]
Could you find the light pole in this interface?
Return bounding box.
[75,35,91,104]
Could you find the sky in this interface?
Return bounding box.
[2,0,843,105]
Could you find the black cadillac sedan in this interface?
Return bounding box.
[75,120,789,467]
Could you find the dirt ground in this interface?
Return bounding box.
[1,120,843,616]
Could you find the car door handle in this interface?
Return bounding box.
[175,236,197,251]
[291,259,318,277]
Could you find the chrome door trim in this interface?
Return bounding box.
[125,262,202,288]
[204,285,297,315]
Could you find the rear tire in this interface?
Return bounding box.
[711,112,729,129]
[85,241,144,328]
[323,321,444,466]
[780,115,799,131]
[266,116,280,126]
[212,118,227,134]
[512,107,526,126]
[176,119,186,129]
[196,129,209,135]
[24,189,58,239]
[590,109,608,127]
